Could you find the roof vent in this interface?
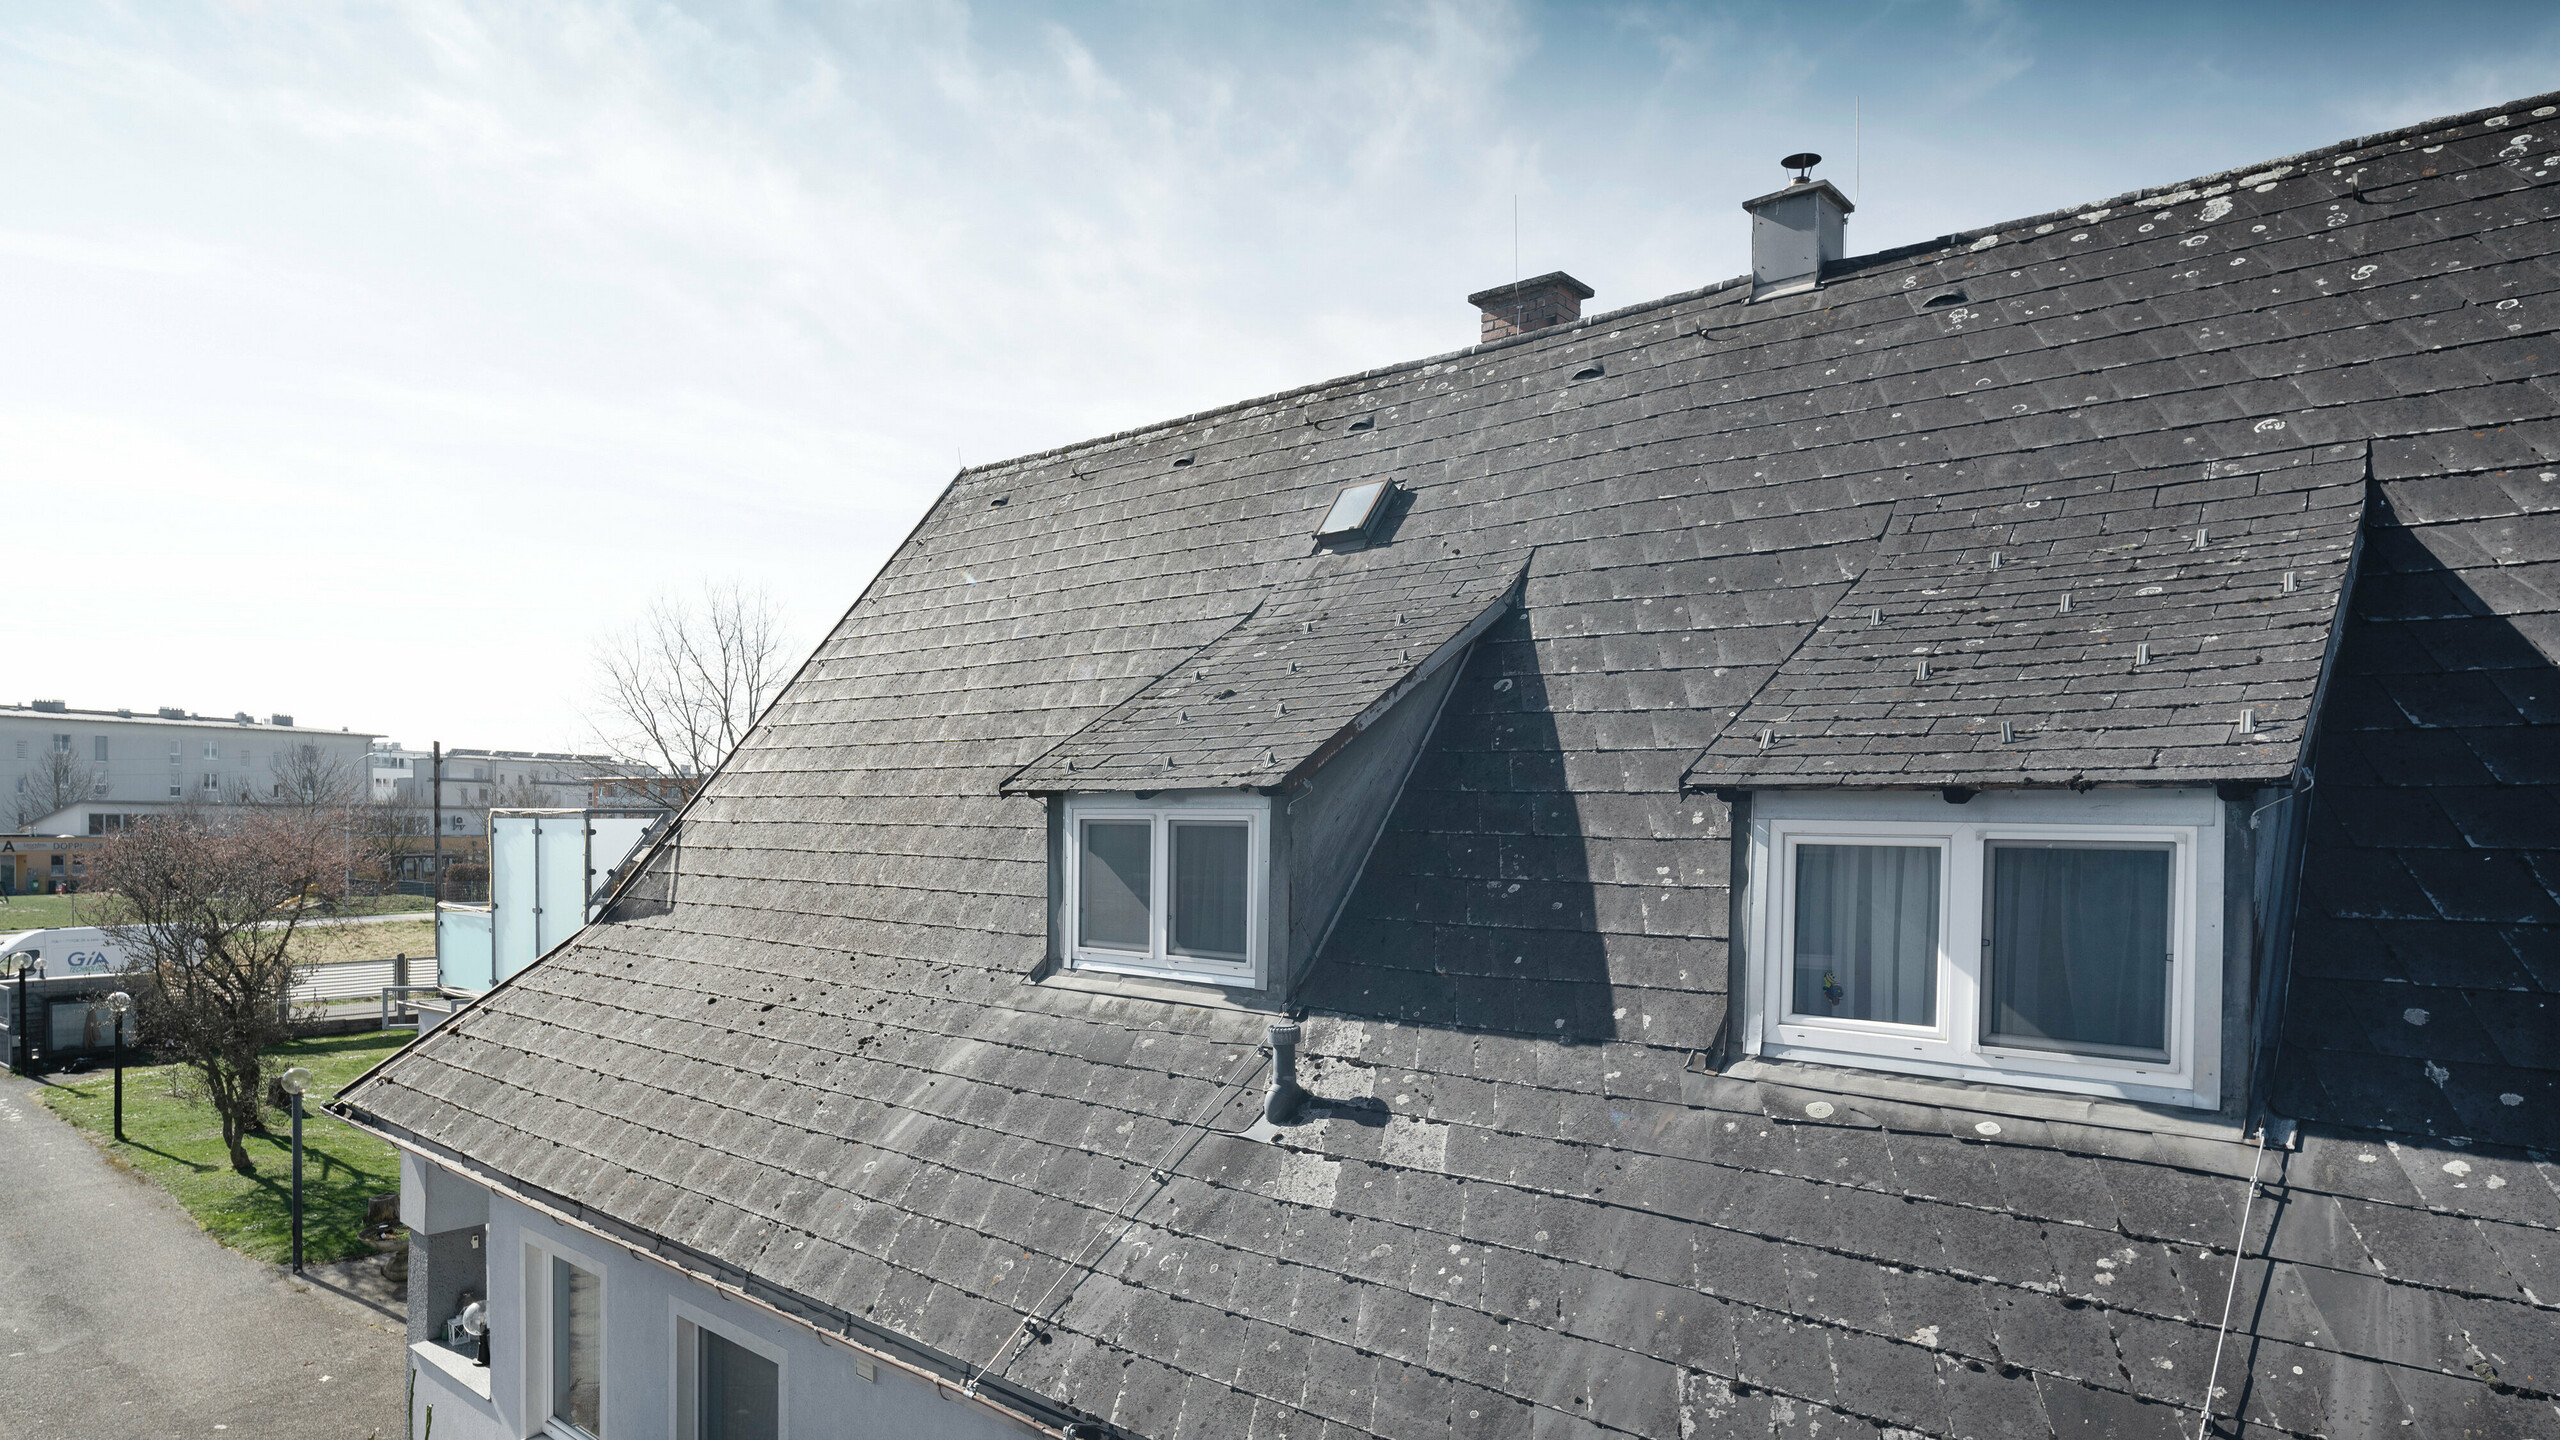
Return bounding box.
[1467,271,1595,343]
[157,707,185,719]
[1170,453,1193,469]
[1570,360,1606,382]
[269,713,294,727]
[1742,153,1853,303]
[1920,289,1968,309]
[1345,414,1375,433]
[1316,480,1395,543]
[30,699,65,713]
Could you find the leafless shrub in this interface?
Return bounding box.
[81,806,342,1174]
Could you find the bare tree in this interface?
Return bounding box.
[591,581,789,782]
[13,746,101,832]
[82,807,341,1174]
[267,742,364,812]
[488,773,554,812]
[355,791,432,887]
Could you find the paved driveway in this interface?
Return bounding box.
[0,1075,405,1440]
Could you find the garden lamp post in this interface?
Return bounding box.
[4,950,35,1077]
[106,991,133,1141]
[279,1065,313,1274]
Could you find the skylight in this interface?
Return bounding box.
[1315,480,1392,540]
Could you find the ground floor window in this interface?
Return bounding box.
[676,1307,784,1440]
[1746,788,2223,1109]
[529,1242,607,1440]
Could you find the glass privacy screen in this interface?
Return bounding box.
[1985,843,2172,1058]
[1791,843,1940,1026]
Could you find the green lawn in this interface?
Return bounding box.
[38,1031,415,1265]
[1,891,430,932]
[0,893,87,929]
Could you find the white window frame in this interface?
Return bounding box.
[1745,788,2223,1110]
[672,1298,788,1440]
[525,1234,611,1440]
[1062,791,1269,987]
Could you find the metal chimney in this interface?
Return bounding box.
[1742,152,1853,302]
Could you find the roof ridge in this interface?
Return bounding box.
[963,86,2560,482]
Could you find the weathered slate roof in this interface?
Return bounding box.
[2274,463,2560,1150]
[1685,446,2366,789]
[342,92,2560,1439]
[1003,547,1526,793]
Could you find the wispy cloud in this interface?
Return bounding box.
[0,0,2549,745]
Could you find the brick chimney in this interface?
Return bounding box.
[1467,271,1595,343]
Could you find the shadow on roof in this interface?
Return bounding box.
[2272,477,2560,1151]
[1296,626,1623,1045]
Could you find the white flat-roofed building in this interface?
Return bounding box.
[371,744,652,839]
[3,700,377,840]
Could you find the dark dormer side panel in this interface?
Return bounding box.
[1283,656,1466,991]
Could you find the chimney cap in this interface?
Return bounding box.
[1466,270,1595,308]
[1742,176,1854,216]
[1781,151,1822,180]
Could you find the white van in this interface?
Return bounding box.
[0,926,139,980]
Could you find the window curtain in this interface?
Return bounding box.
[1791,844,1939,1026]
[1078,822,1152,950]
[552,1258,603,1436]
[1170,822,1249,958]
[1986,845,2171,1056]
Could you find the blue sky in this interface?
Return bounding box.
[8,1,2555,750]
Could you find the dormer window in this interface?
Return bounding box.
[1064,793,1269,986]
[1743,788,2224,1109]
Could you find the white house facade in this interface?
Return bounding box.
[400,1155,1046,1440]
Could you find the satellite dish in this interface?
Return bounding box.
[1782,152,1822,181]
[459,1301,487,1337]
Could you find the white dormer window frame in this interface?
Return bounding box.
[1062,791,1269,988]
[1743,787,2223,1110]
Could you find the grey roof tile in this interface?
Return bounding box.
[325,91,2560,1440]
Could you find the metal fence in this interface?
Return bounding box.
[292,957,403,1005]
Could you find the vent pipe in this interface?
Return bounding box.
[1265,1022,1309,1124]
[1742,153,1853,302]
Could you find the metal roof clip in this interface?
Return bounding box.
[2282,571,2298,593]
[2134,643,2151,667]
[2058,593,2072,614]
[1915,659,1930,680]
[2000,721,2015,744]
[2193,527,2209,550]
[1988,551,2002,569]
[1758,727,1773,750]
[2236,709,2257,736]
